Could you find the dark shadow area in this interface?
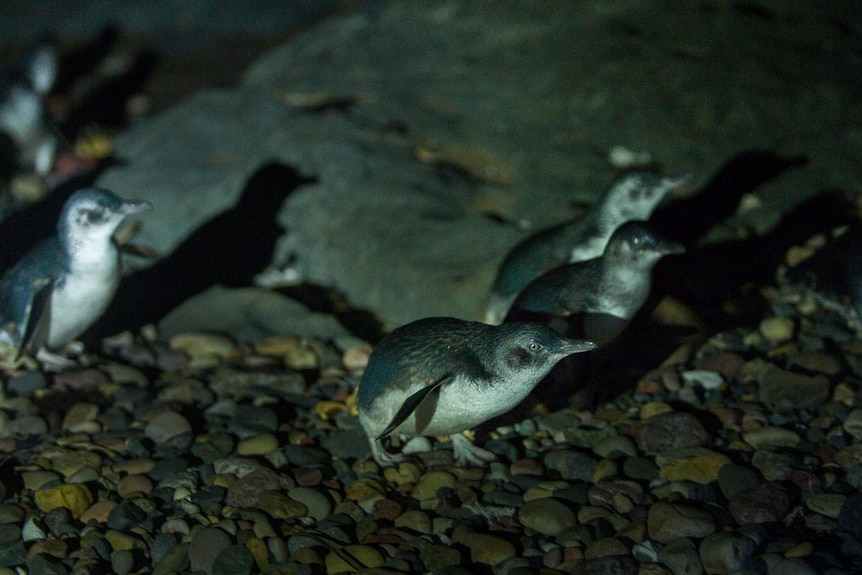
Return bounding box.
[59,49,158,139]
[276,283,386,344]
[650,149,808,246]
[51,26,120,96]
[88,161,312,340]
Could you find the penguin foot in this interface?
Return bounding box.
[370,437,404,467]
[36,348,78,371]
[452,433,496,466]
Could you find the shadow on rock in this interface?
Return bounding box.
[88,161,313,341]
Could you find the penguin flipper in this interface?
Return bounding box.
[376,374,453,439]
[16,278,53,358]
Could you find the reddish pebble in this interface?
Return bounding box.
[293,467,323,487]
[53,369,109,391]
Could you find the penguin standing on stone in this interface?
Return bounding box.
[485,171,690,324]
[0,187,152,363]
[357,317,596,466]
[0,40,59,177]
[506,220,684,345]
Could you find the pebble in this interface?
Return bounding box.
[170,332,239,361]
[843,408,862,440]
[728,482,792,525]
[717,464,762,500]
[647,502,717,543]
[699,531,757,573]
[805,493,846,519]
[632,411,711,453]
[657,449,732,484]
[236,433,278,456]
[543,450,597,481]
[6,372,47,396]
[258,490,308,519]
[145,411,193,447]
[394,510,432,534]
[4,414,48,437]
[517,498,577,536]
[657,538,702,575]
[451,528,517,566]
[324,544,383,573]
[742,427,801,450]
[117,474,154,499]
[79,500,118,524]
[225,468,292,508]
[287,487,332,521]
[34,484,93,519]
[837,493,862,539]
[757,365,830,410]
[61,402,100,432]
[212,545,254,575]
[52,368,109,391]
[189,527,233,573]
[411,471,456,501]
[759,316,795,343]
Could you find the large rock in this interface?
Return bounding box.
[96,0,862,328]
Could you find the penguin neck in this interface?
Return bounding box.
[61,231,120,273]
[592,258,652,319]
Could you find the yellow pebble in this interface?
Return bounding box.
[35,484,94,519]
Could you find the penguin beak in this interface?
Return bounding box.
[658,238,685,256]
[661,173,694,196]
[561,338,598,355]
[117,199,153,214]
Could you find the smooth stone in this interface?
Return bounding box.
[232,405,279,434]
[287,487,331,521]
[170,332,238,360]
[34,484,93,519]
[21,517,46,542]
[728,482,791,525]
[61,402,100,432]
[717,464,762,500]
[320,427,372,460]
[113,458,156,475]
[657,538,702,575]
[699,531,757,574]
[593,435,638,458]
[517,498,577,536]
[236,433,279,456]
[757,365,830,410]
[51,451,101,479]
[27,554,66,575]
[106,501,148,531]
[751,451,796,481]
[844,409,862,441]
[0,506,24,525]
[787,351,843,377]
[584,537,630,559]
[658,449,732,484]
[225,468,292,508]
[394,510,432,534]
[805,493,846,519]
[21,471,61,491]
[111,549,135,575]
[212,545,254,575]
[451,529,516,566]
[411,471,456,501]
[542,450,597,481]
[189,527,233,574]
[145,411,193,445]
[0,525,19,546]
[4,415,48,437]
[510,458,545,476]
[79,500,119,524]
[382,462,422,486]
[152,542,190,575]
[567,556,638,575]
[742,427,801,450]
[587,479,643,514]
[52,368,109,391]
[759,316,794,343]
[681,370,724,390]
[6,372,47,396]
[837,492,862,539]
[259,490,307,520]
[648,502,717,543]
[633,412,711,453]
[105,529,139,552]
[324,545,383,573]
[117,474,154,499]
[623,457,659,481]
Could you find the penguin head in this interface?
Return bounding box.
[490,322,596,379]
[606,171,692,222]
[604,220,684,268]
[22,41,58,96]
[58,187,152,247]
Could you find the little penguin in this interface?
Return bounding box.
[0,187,152,359]
[506,221,684,347]
[0,41,59,176]
[485,171,690,324]
[357,317,596,466]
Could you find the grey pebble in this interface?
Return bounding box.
[111,549,135,575]
[320,427,371,460]
[6,372,47,396]
[0,525,19,546]
[189,527,233,574]
[283,445,331,467]
[718,464,763,499]
[699,531,757,573]
[20,517,46,542]
[151,542,190,575]
[212,545,254,575]
[4,415,48,437]
[230,405,279,435]
[633,411,711,453]
[543,450,597,481]
[728,482,792,525]
[150,533,178,564]
[28,553,67,575]
[622,456,659,481]
[657,538,702,575]
[288,487,332,521]
[106,501,149,531]
[567,555,638,575]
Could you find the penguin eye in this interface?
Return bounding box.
[527,342,543,352]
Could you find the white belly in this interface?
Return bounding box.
[47,268,119,348]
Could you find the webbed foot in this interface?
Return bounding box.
[452,433,496,466]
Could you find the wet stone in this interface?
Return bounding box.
[757,365,830,410]
[699,531,757,574]
[567,555,638,575]
[6,372,47,396]
[718,464,763,500]
[543,450,598,481]
[648,502,717,543]
[111,549,135,575]
[632,411,711,453]
[837,493,862,539]
[106,501,148,531]
[657,538,702,575]
[189,527,233,574]
[728,482,792,525]
[226,468,292,508]
[287,487,332,521]
[4,415,48,437]
[622,457,659,481]
[517,498,577,536]
[319,427,371,460]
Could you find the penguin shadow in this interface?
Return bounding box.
[51,26,121,97]
[87,161,386,344]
